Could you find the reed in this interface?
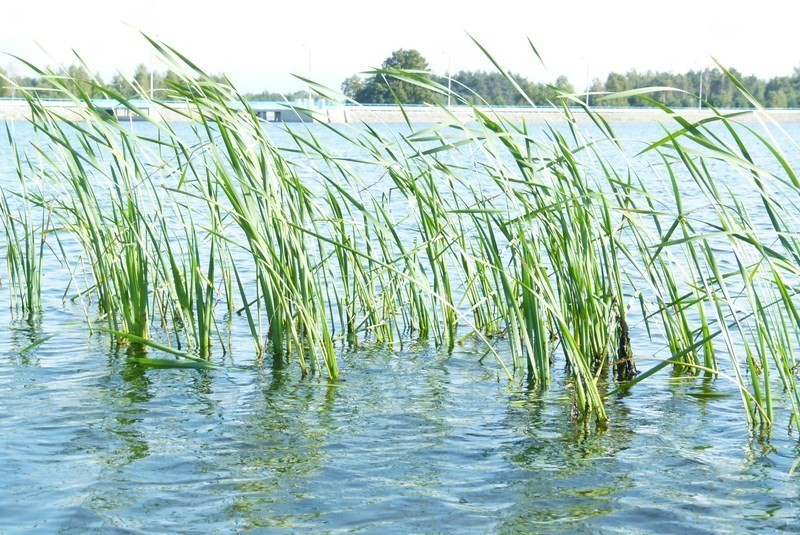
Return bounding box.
[0,179,46,317]
[17,81,152,340]
[6,39,800,431]
[146,43,338,376]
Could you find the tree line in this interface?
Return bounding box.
[340,49,575,106]
[0,64,307,102]
[588,67,794,108]
[3,52,800,109]
[342,49,800,108]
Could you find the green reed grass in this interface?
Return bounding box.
[0,125,49,316]
[0,188,46,316]
[7,38,800,431]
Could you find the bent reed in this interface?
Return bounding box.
[3,40,800,432]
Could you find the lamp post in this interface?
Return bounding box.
[585,61,590,105]
[441,51,452,107]
[149,33,158,100]
[698,69,703,110]
[580,57,590,105]
[447,55,452,107]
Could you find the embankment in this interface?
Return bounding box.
[3,98,800,124]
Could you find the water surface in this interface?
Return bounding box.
[1,120,799,533]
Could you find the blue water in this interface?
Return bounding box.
[1,120,799,533]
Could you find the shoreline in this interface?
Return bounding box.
[330,105,800,125]
[3,98,800,124]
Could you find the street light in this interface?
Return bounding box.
[447,55,452,107]
[580,57,590,105]
[150,33,160,100]
[698,69,703,110]
[441,51,452,107]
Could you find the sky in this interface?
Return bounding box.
[2,1,800,95]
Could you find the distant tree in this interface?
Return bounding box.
[739,74,765,106]
[132,64,151,94]
[59,64,105,98]
[107,72,131,97]
[160,70,187,98]
[353,49,435,104]
[766,77,790,108]
[100,66,236,100]
[0,66,10,97]
[341,75,364,100]
[704,68,733,107]
[604,72,631,106]
[428,70,579,106]
[554,75,575,94]
[586,78,606,106]
[244,89,306,102]
[450,70,535,105]
[771,89,789,108]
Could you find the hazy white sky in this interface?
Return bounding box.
[2,1,799,93]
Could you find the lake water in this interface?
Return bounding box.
[1,119,799,533]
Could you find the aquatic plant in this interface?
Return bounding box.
[0,130,48,317]
[6,39,800,434]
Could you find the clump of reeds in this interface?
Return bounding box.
[0,128,48,317]
[5,39,800,433]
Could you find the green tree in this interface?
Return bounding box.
[739,75,765,106]
[554,75,575,94]
[60,64,105,98]
[353,49,435,104]
[341,75,364,100]
[604,72,631,106]
[766,79,790,108]
[132,64,151,94]
[244,89,306,102]
[108,72,134,98]
[0,66,10,97]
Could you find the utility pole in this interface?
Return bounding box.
[580,57,590,105]
[149,36,157,100]
[585,61,590,105]
[447,55,452,108]
[698,70,703,110]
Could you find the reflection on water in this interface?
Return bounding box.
[2,321,800,532]
[1,121,800,532]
